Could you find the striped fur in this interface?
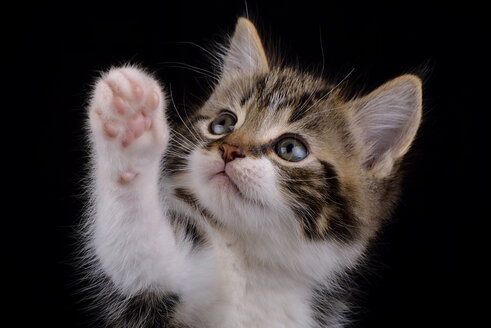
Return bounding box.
[166,67,399,243]
[161,44,420,325]
[84,17,422,328]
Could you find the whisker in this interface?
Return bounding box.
[161,61,220,81]
[165,147,192,158]
[181,94,205,144]
[168,136,195,152]
[169,134,197,153]
[169,126,197,145]
[174,41,223,64]
[168,85,204,147]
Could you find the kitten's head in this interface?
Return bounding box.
[173,18,422,248]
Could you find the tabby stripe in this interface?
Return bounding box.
[240,88,253,106]
[291,189,324,240]
[174,188,198,206]
[255,75,267,94]
[107,292,180,328]
[173,188,221,228]
[288,89,333,123]
[168,210,207,250]
[163,140,191,177]
[280,166,326,239]
[319,161,357,243]
[282,160,358,242]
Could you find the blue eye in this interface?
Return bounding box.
[210,112,237,135]
[275,137,309,162]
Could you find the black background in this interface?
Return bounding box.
[5,1,488,327]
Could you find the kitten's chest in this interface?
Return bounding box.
[209,233,315,328]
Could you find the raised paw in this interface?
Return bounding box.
[89,66,168,158]
[88,66,169,183]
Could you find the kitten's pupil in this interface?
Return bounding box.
[210,112,237,135]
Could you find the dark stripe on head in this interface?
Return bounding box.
[271,74,287,90]
[254,75,270,108]
[288,88,333,123]
[240,88,253,106]
[255,75,267,94]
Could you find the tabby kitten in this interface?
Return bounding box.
[84,17,422,327]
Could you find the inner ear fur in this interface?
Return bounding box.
[350,75,422,177]
[221,17,269,78]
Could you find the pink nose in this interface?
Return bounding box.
[219,143,245,163]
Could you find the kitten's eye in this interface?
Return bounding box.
[275,137,309,162]
[209,112,237,135]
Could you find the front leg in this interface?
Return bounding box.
[87,65,192,302]
[86,66,222,327]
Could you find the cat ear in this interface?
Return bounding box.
[351,75,422,177]
[221,17,269,77]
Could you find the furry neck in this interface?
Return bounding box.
[209,227,320,327]
[209,212,364,286]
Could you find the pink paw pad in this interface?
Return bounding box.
[132,83,144,100]
[128,113,147,138]
[93,68,165,152]
[103,122,119,138]
[145,91,160,110]
[119,170,138,184]
[114,96,127,115]
[120,112,153,147]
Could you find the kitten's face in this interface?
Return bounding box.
[171,18,421,245]
[188,69,360,241]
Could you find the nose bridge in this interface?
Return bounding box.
[222,125,253,147]
[218,115,264,159]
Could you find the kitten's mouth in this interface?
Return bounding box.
[211,170,247,199]
[213,170,237,187]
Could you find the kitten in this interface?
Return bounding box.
[83,17,422,328]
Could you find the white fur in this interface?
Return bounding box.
[85,66,223,325]
[85,65,365,327]
[82,13,423,325]
[83,15,415,325]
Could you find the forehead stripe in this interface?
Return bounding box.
[288,88,333,123]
